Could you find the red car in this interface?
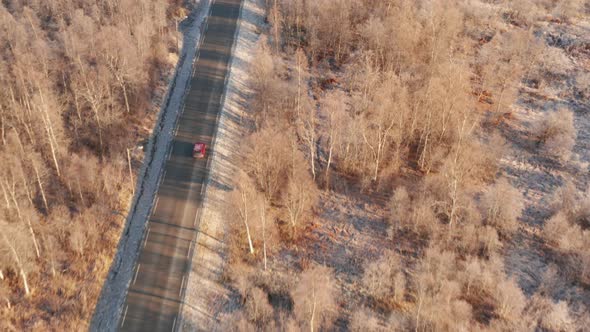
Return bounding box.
[193,142,206,159]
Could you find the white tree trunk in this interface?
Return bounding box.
[20,269,30,296]
[310,286,316,332]
[32,161,49,212]
[241,191,255,254]
[261,201,267,271]
[37,90,61,176]
[2,233,30,296]
[325,142,333,189]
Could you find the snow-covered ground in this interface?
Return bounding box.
[178,0,265,330]
[501,18,590,310]
[90,2,212,331]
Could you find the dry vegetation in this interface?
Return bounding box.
[0,0,188,329]
[220,0,590,330]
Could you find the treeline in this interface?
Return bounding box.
[0,1,184,329]
[222,0,589,330]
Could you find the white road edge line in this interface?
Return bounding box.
[174,119,180,135]
[172,316,177,332]
[193,209,199,227]
[120,305,129,328]
[180,276,185,296]
[143,227,151,248]
[133,264,141,285]
[155,197,160,212]
[187,241,192,257]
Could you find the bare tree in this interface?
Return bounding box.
[480,178,524,235]
[493,277,527,323]
[43,234,61,278]
[267,0,283,52]
[0,222,36,296]
[297,104,318,180]
[283,148,318,238]
[436,119,481,230]
[541,300,576,331]
[543,212,571,248]
[97,27,144,114]
[245,287,274,327]
[533,108,576,161]
[0,278,10,309]
[29,152,49,212]
[32,89,64,176]
[350,308,383,332]
[259,198,268,270]
[389,186,411,228]
[295,49,309,119]
[305,0,354,63]
[231,172,257,255]
[411,246,474,331]
[478,30,535,115]
[293,265,338,332]
[245,127,290,202]
[69,221,87,257]
[249,40,279,126]
[362,251,406,307]
[320,91,347,188]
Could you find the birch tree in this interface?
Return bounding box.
[359,72,409,181]
[480,178,524,235]
[297,104,318,180]
[0,278,10,309]
[0,222,36,296]
[30,89,64,176]
[232,172,256,255]
[283,152,318,237]
[246,128,290,202]
[321,91,347,188]
[97,27,144,114]
[293,265,338,332]
[259,199,267,270]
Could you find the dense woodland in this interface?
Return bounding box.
[0,0,185,329]
[223,0,590,330]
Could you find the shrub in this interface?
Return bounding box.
[543,212,570,247]
[480,178,524,235]
[362,251,405,308]
[245,287,274,327]
[293,265,338,331]
[533,108,576,161]
[349,308,383,332]
[541,301,575,331]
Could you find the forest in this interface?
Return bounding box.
[220,0,590,330]
[1,0,589,330]
[0,0,186,329]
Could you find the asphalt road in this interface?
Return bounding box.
[119,0,242,330]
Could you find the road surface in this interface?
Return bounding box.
[119,0,242,330]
